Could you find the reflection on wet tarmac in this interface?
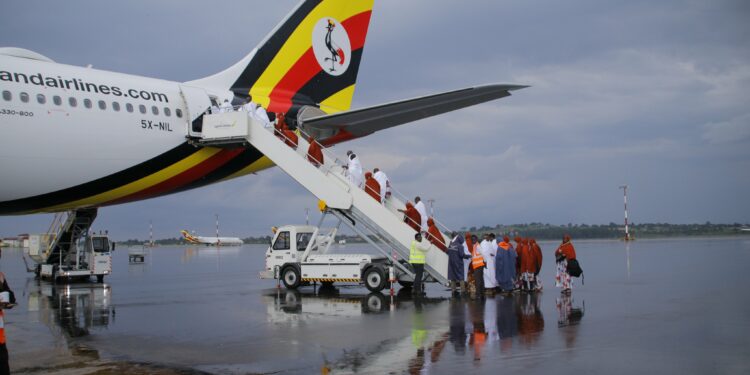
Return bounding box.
[27,281,114,338]
[263,287,582,373]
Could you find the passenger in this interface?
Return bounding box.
[364,172,381,202]
[464,232,474,281]
[274,113,298,149]
[0,263,16,375]
[345,151,364,188]
[520,238,536,292]
[425,218,447,252]
[481,233,498,293]
[306,136,324,167]
[447,232,471,295]
[414,196,428,231]
[448,232,471,294]
[372,168,390,203]
[471,234,486,297]
[409,232,432,296]
[254,101,272,128]
[210,101,220,114]
[495,235,517,294]
[219,98,233,113]
[274,112,286,139]
[554,234,577,294]
[241,96,257,113]
[398,201,421,232]
[530,238,543,291]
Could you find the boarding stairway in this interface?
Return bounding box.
[29,208,97,265]
[198,112,451,285]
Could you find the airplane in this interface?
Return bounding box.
[0,0,525,237]
[180,230,244,246]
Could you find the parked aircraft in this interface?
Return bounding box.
[180,230,243,246]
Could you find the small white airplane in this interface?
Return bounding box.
[180,230,243,246]
[0,0,524,233]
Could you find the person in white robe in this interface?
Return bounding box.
[219,99,233,113]
[346,151,364,188]
[414,197,428,231]
[372,168,390,203]
[482,233,498,289]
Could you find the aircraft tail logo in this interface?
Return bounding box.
[314,18,350,75]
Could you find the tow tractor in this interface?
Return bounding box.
[259,218,430,293]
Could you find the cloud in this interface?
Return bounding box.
[702,113,750,144]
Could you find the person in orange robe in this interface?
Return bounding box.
[306,136,323,167]
[519,238,536,292]
[554,234,577,293]
[274,112,298,149]
[364,172,381,202]
[399,202,421,232]
[530,238,543,290]
[274,112,286,139]
[425,218,447,252]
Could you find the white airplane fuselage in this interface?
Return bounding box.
[0,50,265,215]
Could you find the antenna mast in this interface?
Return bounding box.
[619,185,631,241]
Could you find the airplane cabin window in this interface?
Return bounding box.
[164,107,171,116]
[126,103,134,113]
[69,97,77,107]
[139,104,146,114]
[53,96,62,106]
[151,105,158,115]
[175,108,183,118]
[112,102,120,111]
[20,92,29,103]
[98,100,106,110]
[1,91,10,101]
[37,94,46,104]
[84,99,92,109]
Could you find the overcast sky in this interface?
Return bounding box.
[1,0,749,240]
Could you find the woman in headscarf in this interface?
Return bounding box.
[306,136,323,167]
[398,202,421,232]
[554,234,576,294]
[364,172,381,202]
[426,218,447,252]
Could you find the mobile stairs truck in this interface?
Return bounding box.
[26,208,114,283]
[197,111,454,291]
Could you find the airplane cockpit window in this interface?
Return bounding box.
[1,91,10,101]
[53,96,62,106]
[20,92,29,103]
[139,104,146,114]
[164,107,171,117]
[68,97,77,107]
[37,93,45,104]
[151,105,158,115]
[84,99,92,109]
[98,100,106,110]
[176,108,183,118]
[126,103,133,113]
[112,102,120,111]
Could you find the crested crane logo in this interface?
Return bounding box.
[312,18,351,76]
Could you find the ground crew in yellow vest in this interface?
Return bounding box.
[409,232,432,296]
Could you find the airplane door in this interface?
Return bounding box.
[179,85,212,138]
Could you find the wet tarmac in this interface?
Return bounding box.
[1,237,749,374]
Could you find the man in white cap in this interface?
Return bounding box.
[345,150,364,188]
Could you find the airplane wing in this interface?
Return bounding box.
[299,84,528,139]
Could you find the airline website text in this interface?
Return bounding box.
[0,70,169,103]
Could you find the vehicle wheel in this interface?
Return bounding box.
[363,267,386,292]
[97,275,104,283]
[282,266,301,289]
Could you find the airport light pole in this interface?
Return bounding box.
[215,213,220,247]
[619,185,630,241]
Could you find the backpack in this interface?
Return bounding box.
[567,259,583,278]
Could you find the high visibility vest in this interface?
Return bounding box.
[0,310,5,345]
[409,240,426,264]
[471,244,485,268]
